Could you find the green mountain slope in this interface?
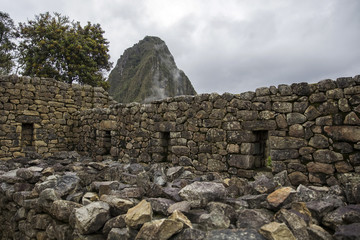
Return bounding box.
[108,36,197,103]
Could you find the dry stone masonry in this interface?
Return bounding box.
[0,75,115,160]
[75,75,360,186]
[1,74,360,239]
[1,74,360,184]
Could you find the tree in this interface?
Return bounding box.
[0,11,17,75]
[18,12,112,87]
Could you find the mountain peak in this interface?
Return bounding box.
[143,35,164,43]
[108,36,197,103]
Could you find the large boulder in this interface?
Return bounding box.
[306,200,335,221]
[307,224,334,240]
[171,228,207,240]
[168,210,193,229]
[102,215,126,235]
[179,182,226,207]
[266,187,295,208]
[251,174,277,194]
[125,200,153,229]
[239,194,267,209]
[148,198,175,216]
[322,205,360,230]
[333,223,360,240]
[38,188,61,212]
[199,211,230,231]
[74,201,111,234]
[135,219,183,240]
[99,195,134,216]
[259,222,296,240]
[274,208,309,240]
[236,209,272,229]
[296,184,321,202]
[35,173,81,197]
[50,200,82,222]
[207,229,266,240]
[107,228,136,240]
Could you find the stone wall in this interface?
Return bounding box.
[2,74,360,186]
[76,75,360,186]
[2,74,360,239]
[0,75,115,160]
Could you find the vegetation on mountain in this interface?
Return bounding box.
[108,36,196,103]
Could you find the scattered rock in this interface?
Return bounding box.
[167,201,191,214]
[1,150,360,239]
[322,205,360,230]
[38,188,61,212]
[307,224,334,240]
[306,200,335,221]
[259,222,296,240]
[166,166,184,181]
[82,192,99,205]
[50,200,82,222]
[74,201,111,234]
[239,194,267,209]
[207,201,236,222]
[179,182,226,207]
[102,215,126,235]
[169,210,193,229]
[267,187,295,208]
[236,209,272,229]
[251,174,277,194]
[100,195,134,216]
[207,229,266,240]
[107,227,135,240]
[135,218,183,240]
[125,200,153,229]
[199,210,230,231]
[171,228,207,240]
[333,222,360,240]
[296,184,321,202]
[274,208,309,240]
[148,198,175,216]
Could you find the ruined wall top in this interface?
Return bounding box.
[0,75,116,109]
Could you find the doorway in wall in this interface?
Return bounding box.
[253,130,269,168]
[160,131,170,161]
[22,123,34,151]
[103,130,112,155]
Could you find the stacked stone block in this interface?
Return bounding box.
[76,75,360,185]
[0,75,115,160]
[1,74,360,185]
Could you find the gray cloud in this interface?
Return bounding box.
[2,0,360,94]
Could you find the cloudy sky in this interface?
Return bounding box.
[2,0,360,94]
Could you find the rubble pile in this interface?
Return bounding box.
[1,152,359,239]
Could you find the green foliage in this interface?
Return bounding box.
[266,156,272,168]
[17,12,112,86]
[0,11,17,75]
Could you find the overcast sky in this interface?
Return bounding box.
[2,0,360,94]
